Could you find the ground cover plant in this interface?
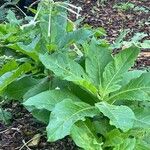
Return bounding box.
[113,2,135,12]
[0,0,150,149]
[113,2,150,13]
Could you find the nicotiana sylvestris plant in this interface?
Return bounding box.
[0,0,150,150]
[24,38,150,149]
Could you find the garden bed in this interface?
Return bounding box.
[70,0,150,43]
[0,103,76,150]
[0,0,150,149]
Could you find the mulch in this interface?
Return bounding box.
[0,0,150,149]
[70,0,150,43]
[0,103,76,150]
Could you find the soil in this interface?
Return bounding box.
[136,52,150,70]
[0,0,150,149]
[0,103,77,150]
[70,0,150,43]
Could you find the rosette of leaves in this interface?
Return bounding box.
[23,38,150,149]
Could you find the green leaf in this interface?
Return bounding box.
[71,121,103,150]
[23,90,80,111]
[58,29,92,48]
[133,108,150,129]
[94,27,106,37]
[6,10,22,25]
[108,73,150,103]
[135,139,150,150]
[113,138,136,150]
[40,10,67,45]
[0,108,12,124]
[112,29,129,49]
[104,129,135,150]
[141,40,150,49]
[40,53,98,95]
[131,33,148,42]
[3,76,39,100]
[93,119,112,136]
[47,99,99,141]
[96,102,135,132]
[100,47,140,97]
[85,38,112,88]
[68,83,97,105]
[104,129,127,147]
[31,109,50,124]
[23,78,50,100]
[40,52,86,81]
[7,36,40,61]
[0,63,32,92]
[120,70,146,86]
[0,60,18,76]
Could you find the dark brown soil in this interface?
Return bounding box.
[70,0,150,43]
[136,52,150,70]
[0,0,150,149]
[0,103,77,150]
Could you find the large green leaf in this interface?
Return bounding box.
[7,36,40,61]
[85,38,112,88]
[0,63,32,92]
[23,78,50,100]
[71,121,103,150]
[40,52,86,81]
[2,76,39,100]
[47,99,99,141]
[39,9,67,45]
[120,70,146,86]
[96,102,135,132]
[23,90,80,111]
[69,83,97,105]
[100,47,140,98]
[58,29,92,48]
[40,53,98,95]
[108,73,150,103]
[133,108,150,129]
